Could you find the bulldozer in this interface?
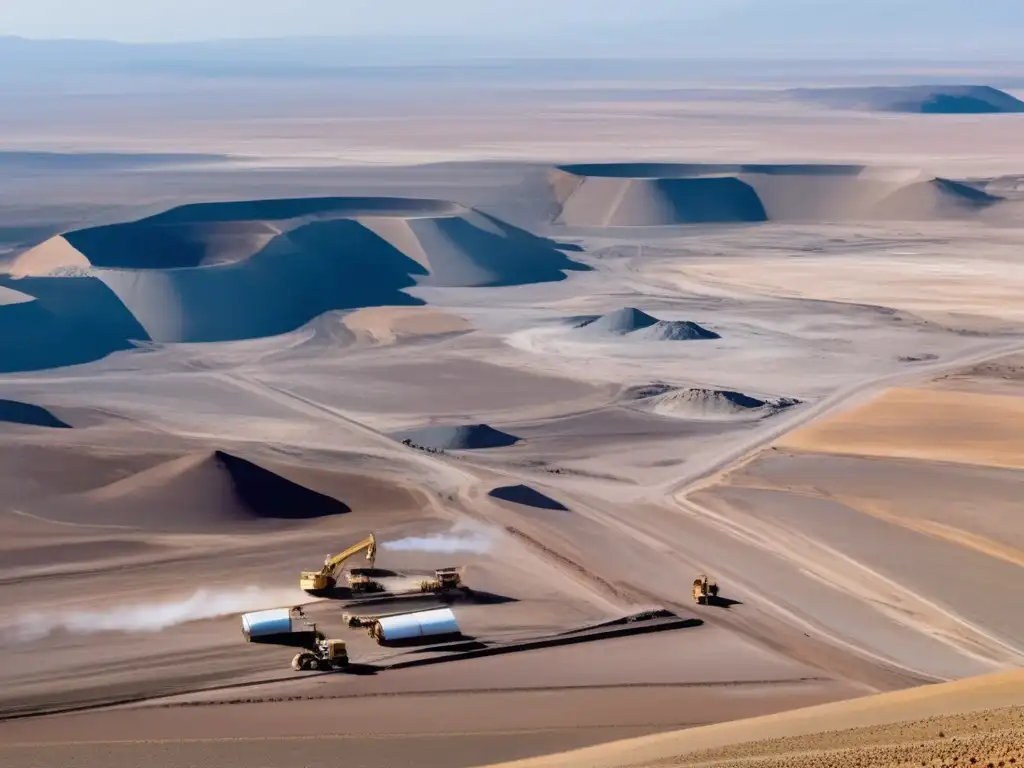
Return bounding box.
[419,566,465,594]
[291,628,350,671]
[692,574,720,605]
[300,533,380,595]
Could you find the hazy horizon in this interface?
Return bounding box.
[2,0,1023,59]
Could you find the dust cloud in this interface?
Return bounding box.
[6,586,308,643]
[382,521,499,555]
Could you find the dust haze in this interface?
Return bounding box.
[382,522,500,555]
[5,587,310,644]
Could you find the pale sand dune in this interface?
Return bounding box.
[5,235,89,274]
[0,286,35,305]
[775,387,1024,470]
[479,669,1024,768]
[341,306,471,345]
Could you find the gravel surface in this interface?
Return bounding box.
[652,706,1024,767]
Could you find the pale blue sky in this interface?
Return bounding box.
[0,0,733,42]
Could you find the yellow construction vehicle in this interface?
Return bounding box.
[692,574,720,605]
[292,636,349,671]
[344,613,375,628]
[346,567,386,594]
[241,606,349,672]
[300,533,379,595]
[420,566,465,593]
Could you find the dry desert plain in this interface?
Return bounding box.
[1,64,1024,767]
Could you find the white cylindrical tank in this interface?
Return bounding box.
[241,607,296,641]
[372,607,459,644]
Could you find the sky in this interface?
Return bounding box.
[0,0,1021,58]
[0,0,734,43]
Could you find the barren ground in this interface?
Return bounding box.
[1,60,1024,768]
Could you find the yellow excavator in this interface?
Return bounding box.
[300,533,379,596]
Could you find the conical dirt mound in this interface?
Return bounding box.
[0,399,71,429]
[488,484,569,511]
[59,450,350,532]
[634,321,720,341]
[575,307,658,335]
[639,387,800,421]
[574,308,719,341]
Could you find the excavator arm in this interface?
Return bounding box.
[320,533,377,580]
[300,533,376,594]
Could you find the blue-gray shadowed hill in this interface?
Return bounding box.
[0,399,72,429]
[3,197,588,364]
[44,450,351,534]
[0,280,147,374]
[392,424,522,451]
[789,85,1024,114]
[550,163,1007,227]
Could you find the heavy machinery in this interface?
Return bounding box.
[300,533,379,595]
[241,606,349,672]
[347,567,386,595]
[692,574,720,605]
[344,613,376,628]
[420,566,465,593]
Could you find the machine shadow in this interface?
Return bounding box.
[707,596,743,609]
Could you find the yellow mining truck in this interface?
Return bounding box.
[419,566,465,594]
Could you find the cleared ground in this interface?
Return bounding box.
[775,386,1024,470]
[2,59,1024,768]
[478,669,1024,768]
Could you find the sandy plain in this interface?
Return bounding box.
[1,59,1024,768]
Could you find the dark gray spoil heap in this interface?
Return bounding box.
[0,398,72,428]
[393,423,521,450]
[488,484,569,511]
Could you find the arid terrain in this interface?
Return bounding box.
[1,56,1023,768]
[483,668,1024,768]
